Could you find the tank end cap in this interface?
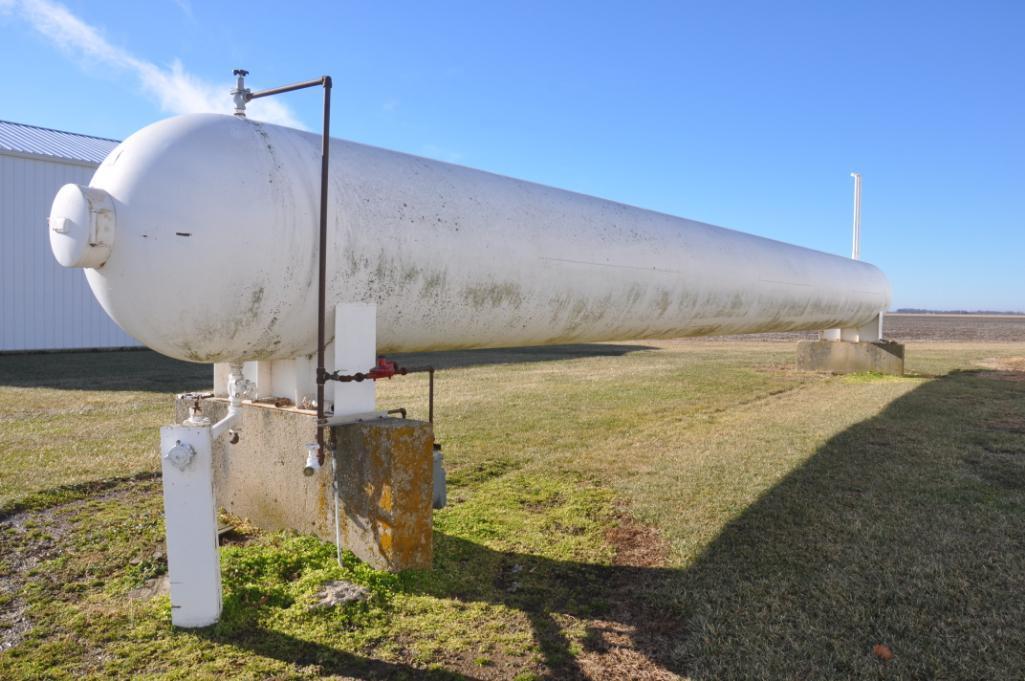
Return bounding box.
[49,184,116,269]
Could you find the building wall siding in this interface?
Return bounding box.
[1,153,139,351]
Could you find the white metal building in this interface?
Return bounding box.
[1,120,138,351]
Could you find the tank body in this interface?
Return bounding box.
[51,114,890,363]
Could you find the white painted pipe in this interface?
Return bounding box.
[331,452,342,565]
[49,114,891,363]
[210,411,239,442]
[850,172,862,261]
[211,363,248,440]
[302,443,321,477]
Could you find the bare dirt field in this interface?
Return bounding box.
[680,313,1025,344]
[883,313,1025,342]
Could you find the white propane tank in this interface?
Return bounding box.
[49,113,890,363]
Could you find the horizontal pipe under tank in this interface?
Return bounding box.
[49,113,890,363]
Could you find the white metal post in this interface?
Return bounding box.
[857,313,883,342]
[159,364,247,628]
[326,303,378,562]
[850,172,862,260]
[159,424,221,628]
[333,303,377,416]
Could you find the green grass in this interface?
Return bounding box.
[0,351,209,513]
[1,340,1025,678]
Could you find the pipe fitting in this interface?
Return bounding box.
[227,363,255,406]
[303,443,321,476]
[231,69,251,117]
[183,394,211,426]
[212,363,250,441]
[432,443,447,509]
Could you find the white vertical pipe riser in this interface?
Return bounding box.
[329,303,378,564]
[333,303,377,415]
[159,425,221,628]
[851,172,862,261]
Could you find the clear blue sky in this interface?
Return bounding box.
[2,1,1022,310]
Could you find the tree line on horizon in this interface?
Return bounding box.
[894,308,1025,316]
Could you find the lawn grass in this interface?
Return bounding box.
[1,339,1024,679]
[0,351,209,513]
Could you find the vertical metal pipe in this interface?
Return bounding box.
[215,70,341,567]
[850,172,862,260]
[316,77,332,463]
[428,368,434,424]
[240,72,334,462]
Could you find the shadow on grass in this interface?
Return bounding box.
[204,532,680,680]
[0,471,160,521]
[0,344,656,392]
[670,368,1025,677]
[391,343,658,370]
[664,368,1025,679]
[416,533,681,679]
[202,627,472,680]
[202,369,1025,678]
[0,350,210,393]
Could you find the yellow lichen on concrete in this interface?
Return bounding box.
[173,399,435,571]
[333,419,434,572]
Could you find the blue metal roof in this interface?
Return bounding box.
[0,120,120,165]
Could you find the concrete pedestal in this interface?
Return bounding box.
[174,398,334,540]
[796,340,905,376]
[174,398,436,572]
[333,419,435,572]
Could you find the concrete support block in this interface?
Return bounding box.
[174,397,436,573]
[796,340,905,376]
[333,419,434,572]
[174,398,334,540]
